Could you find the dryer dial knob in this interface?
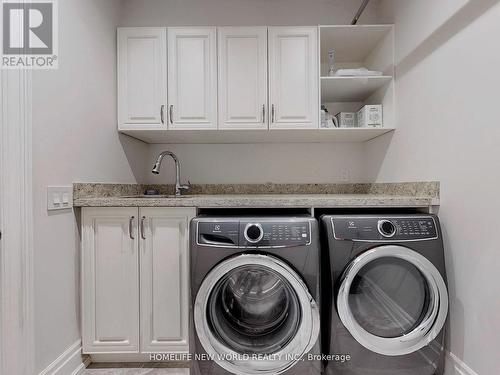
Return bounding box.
[244,223,264,243]
[378,220,396,238]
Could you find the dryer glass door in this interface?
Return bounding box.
[349,257,430,338]
[337,245,448,356]
[194,254,319,375]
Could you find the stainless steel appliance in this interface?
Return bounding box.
[190,216,321,375]
[321,214,448,375]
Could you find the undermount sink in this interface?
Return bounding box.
[120,195,193,199]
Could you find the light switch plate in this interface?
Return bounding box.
[47,186,73,211]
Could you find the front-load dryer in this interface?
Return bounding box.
[321,214,448,375]
[190,216,321,375]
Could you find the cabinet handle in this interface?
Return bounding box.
[169,105,174,124]
[262,105,266,124]
[140,216,146,240]
[271,104,275,123]
[129,216,135,240]
[160,105,165,124]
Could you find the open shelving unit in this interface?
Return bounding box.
[319,24,395,138]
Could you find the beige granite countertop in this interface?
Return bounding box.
[73,182,439,208]
[74,194,438,208]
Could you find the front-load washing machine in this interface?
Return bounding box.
[321,214,448,375]
[190,216,321,375]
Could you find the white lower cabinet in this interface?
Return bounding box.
[82,207,195,354]
[139,207,194,353]
[82,207,140,353]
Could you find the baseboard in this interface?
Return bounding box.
[39,340,89,375]
[445,351,478,375]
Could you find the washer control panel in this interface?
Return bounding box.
[197,218,311,248]
[332,216,438,241]
[240,220,311,247]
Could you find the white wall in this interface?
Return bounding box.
[31,0,147,372]
[119,0,387,27]
[148,143,368,184]
[367,1,500,374]
[120,0,386,185]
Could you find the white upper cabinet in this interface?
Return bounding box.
[117,28,167,130]
[139,208,195,353]
[82,208,140,353]
[116,25,395,143]
[218,27,268,129]
[268,27,319,129]
[168,27,217,129]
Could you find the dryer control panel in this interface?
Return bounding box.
[332,216,438,242]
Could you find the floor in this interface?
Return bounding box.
[81,369,189,375]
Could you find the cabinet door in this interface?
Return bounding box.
[218,27,268,129]
[82,208,139,353]
[269,27,319,129]
[117,28,167,130]
[139,207,196,353]
[168,28,217,129]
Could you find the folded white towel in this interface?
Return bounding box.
[335,68,383,77]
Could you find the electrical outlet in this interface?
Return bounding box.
[47,186,73,211]
[340,168,350,182]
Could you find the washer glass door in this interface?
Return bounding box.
[337,245,448,356]
[195,254,319,375]
[208,264,300,354]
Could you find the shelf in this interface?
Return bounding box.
[120,127,395,144]
[321,76,392,102]
[320,25,393,63]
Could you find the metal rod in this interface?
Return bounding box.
[351,0,371,25]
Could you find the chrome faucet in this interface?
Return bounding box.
[152,151,190,196]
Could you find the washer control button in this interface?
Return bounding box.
[244,223,264,243]
[378,220,396,238]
